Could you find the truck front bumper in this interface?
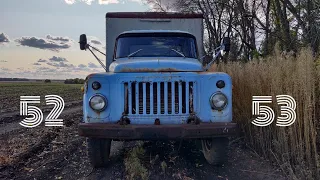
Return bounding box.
[78,122,238,140]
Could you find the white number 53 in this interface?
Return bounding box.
[252,95,296,127]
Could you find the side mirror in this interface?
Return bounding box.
[222,37,231,52]
[79,34,87,50]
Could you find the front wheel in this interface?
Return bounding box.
[87,138,111,167]
[201,137,229,166]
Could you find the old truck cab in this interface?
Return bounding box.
[78,12,237,167]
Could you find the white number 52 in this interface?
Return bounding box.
[20,95,65,128]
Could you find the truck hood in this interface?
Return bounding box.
[109,57,203,72]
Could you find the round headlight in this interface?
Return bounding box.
[89,95,107,111]
[210,93,228,110]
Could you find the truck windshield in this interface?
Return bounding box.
[115,34,198,59]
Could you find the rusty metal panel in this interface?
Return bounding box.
[78,122,238,140]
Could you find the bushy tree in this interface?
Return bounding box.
[64,78,85,84]
[44,79,51,83]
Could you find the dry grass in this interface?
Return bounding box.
[124,142,149,180]
[217,48,320,179]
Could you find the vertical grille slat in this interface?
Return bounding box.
[157,82,161,114]
[160,82,165,114]
[143,83,147,114]
[168,82,172,114]
[171,82,175,114]
[135,82,139,114]
[150,83,154,115]
[174,82,179,114]
[128,83,132,114]
[164,82,168,114]
[124,80,195,115]
[178,82,182,114]
[185,82,189,114]
[189,82,194,113]
[124,83,129,114]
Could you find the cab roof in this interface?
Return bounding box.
[106,12,204,19]
[118,30,194,36]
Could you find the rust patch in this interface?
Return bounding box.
[93,111,101,118]
[154,118,160,125]
[119,68,180,72]
[117,116,131,125]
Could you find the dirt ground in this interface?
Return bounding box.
[0,104,286,180]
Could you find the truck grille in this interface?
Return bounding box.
[124,81,195,115]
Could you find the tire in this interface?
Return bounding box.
[201,137,229,166]
[87,138,111,168]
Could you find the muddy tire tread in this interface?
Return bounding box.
[87,138,111,168]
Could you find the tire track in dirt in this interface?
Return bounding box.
[0,104,287,180]
[0,101,82,135]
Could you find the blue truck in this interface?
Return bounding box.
[78,12,237,167]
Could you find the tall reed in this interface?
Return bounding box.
[217,49,320,179]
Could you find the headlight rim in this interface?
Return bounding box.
[89,94,107,112]
[209,92,228,110]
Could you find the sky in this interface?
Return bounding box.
[0,0,150,79]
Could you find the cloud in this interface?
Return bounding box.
[0,33,10,43]
[88,62,100,68]
[87,36,103,46]
[78,64,87,68]
[64,0,95,5]
[45,62,95,72]
[64,0,144,5]
[65,0,76,4]
[46,35,70,42]
[15,35,72,51]
[35,56,67,67]
[73,64,90,71]
[38,59,47,63]
[36,67,57,73]
[47,61,75,68]
[99,0,119,4]
[34,57,98,73]
[90,39,102,45]
[0,67,11,71]
[42,56,72,67]
[49,56,68,62]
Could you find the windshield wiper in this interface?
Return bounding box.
[171,49,185,57]
[128,49,143,58]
